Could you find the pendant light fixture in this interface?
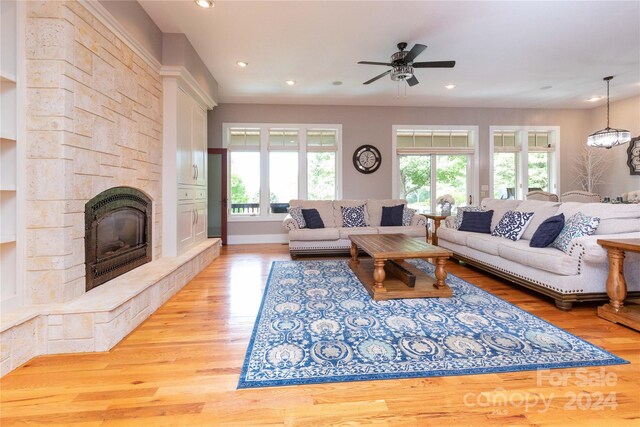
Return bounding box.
[587,76,631,149]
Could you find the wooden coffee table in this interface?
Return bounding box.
[349,233,453,300]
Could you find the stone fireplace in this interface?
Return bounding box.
[85,187,152,291]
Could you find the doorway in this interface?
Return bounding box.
[207,148,227,244]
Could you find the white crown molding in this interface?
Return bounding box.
[160,65,217,110]
[78,0,162,72]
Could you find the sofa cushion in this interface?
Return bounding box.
[338,227,379,239]
[341,205,368,227]
[481,198,523,231]
[498,240,579,276]
[466,234,501,255]
[374,226,426,238]
[366,199,407,226]
[437,227,474,246]
[491,210,534,241]
[289,228,340,241]
[557,202,640,235]
[552,212,600,253]
[290,200,336,227]
[530,213,565,248]
[302,208,325,229]
[287,206,306,228]
[334,200,367,227]
[516,200,561,240]
[459,210,494,234]
[381,204,404,226]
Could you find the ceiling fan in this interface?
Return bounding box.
[358,42,456,86]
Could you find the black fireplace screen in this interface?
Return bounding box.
[85,187,152,291]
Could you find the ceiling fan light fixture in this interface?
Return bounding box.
[391,65,413,81]
[586,76,631,149]
[195,0,214,8]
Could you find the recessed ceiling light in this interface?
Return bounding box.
[540,85,553,90]
[444,84,456,89]
[195,0,214,8]
[286,80,296,86]
[587,96,602,102]
[236,61,248,68]
[332,81,343,86]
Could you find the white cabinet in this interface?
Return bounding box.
[177,88,207,187]
[162,69,215,256]
[0,0,23,312]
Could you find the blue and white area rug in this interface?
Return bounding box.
[238,260,626,388]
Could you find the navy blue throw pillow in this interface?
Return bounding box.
[458,210,494,234]
[530,213,565,248]
[301,208,325,229]
[381,204,405,226]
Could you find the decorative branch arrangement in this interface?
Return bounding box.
[571,146,611,192]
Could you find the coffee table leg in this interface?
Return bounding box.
[350,242,359,266]
[434,257,448,289]
[373,259,387,291]
[606,248,627,311]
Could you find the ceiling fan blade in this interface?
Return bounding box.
[406,75,419,87]
[363,70,391,85]
[358,61,393,66]
[413,60,456,68]
[405,44,427,62]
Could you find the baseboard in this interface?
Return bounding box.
[228,234,289,244]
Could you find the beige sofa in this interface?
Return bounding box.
[283,199,427,258]
[438,198,640,310]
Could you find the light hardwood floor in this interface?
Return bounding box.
[1,244,639,426]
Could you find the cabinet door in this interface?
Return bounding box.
[177,203,195,251]
[177,88,195,185]
[192,103,207,186]
[194,201,207,242]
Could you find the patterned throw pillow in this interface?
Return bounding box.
[491,211,535,241]
[455,206,485,229]
[552,212,600,253]
[341,205,367,227]
[287,206,306,228]
[402,208,416,226]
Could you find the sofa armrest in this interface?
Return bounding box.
[283,214,300,231]
[411,214,427,227]
[568,232,640,264]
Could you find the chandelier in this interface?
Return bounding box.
[587,76,631,149]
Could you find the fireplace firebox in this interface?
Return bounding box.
[85,187,152,291]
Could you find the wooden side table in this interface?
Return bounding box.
[596,238,640,331]
[423,214,447,246]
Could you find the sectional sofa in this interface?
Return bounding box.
[283,199,427,258]
[438,198,640,310]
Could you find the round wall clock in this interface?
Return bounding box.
[353,144,381,174]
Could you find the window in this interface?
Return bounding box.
[224,124,342,220]
[490,127,560,200]
[392,126,479,213]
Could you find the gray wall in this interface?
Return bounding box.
[208,103,603,237]
[162,33,219,104]
[99,0,163,62]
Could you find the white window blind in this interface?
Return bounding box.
[528,132,554,152]
[228,128,260,151]
[307,129,338,152]
[493,131,519,153]
[268,129,299,150]
[396,129,473,154]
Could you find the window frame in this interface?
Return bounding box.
[489,126,561,200]
[223,123,343,222]
[391,125,480,212]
